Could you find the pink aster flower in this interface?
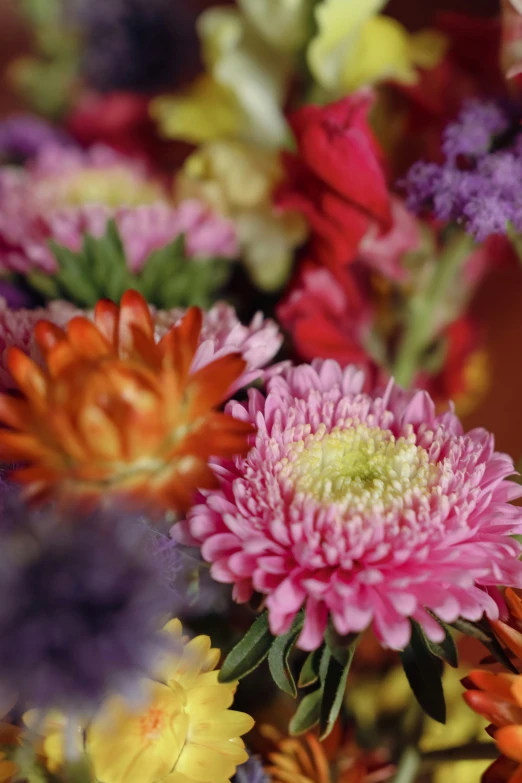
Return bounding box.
[0,298,281,392]
[179,360,522,651]
[0,144,237,275]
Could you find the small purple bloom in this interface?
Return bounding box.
[403,99,522,241]
[0,501,175,712]
[0,115,72,163]
[234,756,268,783]
[442,100,509,161]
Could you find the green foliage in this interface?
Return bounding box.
[30,222,231,308]
[400,622,446,724]
[268,612,304,697]
[219,611,275,683]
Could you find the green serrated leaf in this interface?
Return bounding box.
[268,613,304,697]
[451,618,518,674]
[289,688,323,736]
[483,629,519,675]
[298,647,323,689]
[218,611,274,683]
[400,622,446,724]
[420,619,458,668]
[320,637,358,740]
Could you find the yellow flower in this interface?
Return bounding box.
[23,711,84,774]
[152,7,291,147]
[237,0,315,52]
[86,619,254,783]
[308,0,447,95]
[175,142,307,291]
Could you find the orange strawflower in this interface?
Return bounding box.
[462,590,522,783]
[262,725,393,783]
[0,290,253,512]
[463,670,522,783]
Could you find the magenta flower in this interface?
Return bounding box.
[0,298,282,392]
[179,361,522,651]
[0,144,237,275]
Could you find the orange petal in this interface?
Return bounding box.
[0,431,53,463]
[467,671,519,702]
[497,726,522,763]
[118,290,154,353]
[188,354,247,414]
[6,349,48,406]
[159,307,202,380]
[66,317,112,360]
[94,298,119,347]
[0,395,31,431]
[492,621,522,664]
[77,405,123,461]
[482,755,519,783]
[463,690,522,728]
[507,590,522,623]
[34,320,67,357]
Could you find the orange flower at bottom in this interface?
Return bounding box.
[0,290,253,512]
[262,726,393,783]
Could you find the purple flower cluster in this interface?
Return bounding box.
[0,116,71,163]
[233,756,267,783]
[0,502,176,712]
[404,100,522,242]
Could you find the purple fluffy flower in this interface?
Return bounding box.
[0,502,175,712]
[0,115,72,163]
[442,100,510,161]
[234,756,268,783]
[403,100,522,241]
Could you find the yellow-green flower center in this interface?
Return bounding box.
[280,423,439,512]
[50,169,164,209]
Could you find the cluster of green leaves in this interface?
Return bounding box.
[27,221,231,309]
[219,609,513,736]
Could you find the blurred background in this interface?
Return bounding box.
[1,0,520,459]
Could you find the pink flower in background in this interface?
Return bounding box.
[0,299,281,392]
[359,198,421,281]
[0,298,79,389]
[179,361,522,651]
[501,0,522,80]
[0,144,237,275]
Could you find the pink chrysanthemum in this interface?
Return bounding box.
[0,298,281,391]
[0,144,237,274]
[179,360,522,651]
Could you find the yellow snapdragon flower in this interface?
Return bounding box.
[308,0,447,96]
[152,7,292,148]
[175,141,307,291]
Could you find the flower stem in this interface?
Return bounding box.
[392,231,475,389]
[420,742,499,770]
[392,747,421,783]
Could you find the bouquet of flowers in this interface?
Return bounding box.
[1,2,522,782]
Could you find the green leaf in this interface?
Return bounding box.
[289,688,323,736]
[268,613,304,697]
[422,619,458,668]
[451,618,518,674]
[325,624,359,666]
[450,618,491,644]
[320,636,358,740]
[400,622,446,724]
[298,647,323,689]
[50,241,100,306]
[218,611,274,683]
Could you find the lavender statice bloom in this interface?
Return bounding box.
[403,100,522,241]
[0,502,176,712]
[234,756,268,783]
[442,100,510,161]
[0,116,71,163]
[69,0,198,93]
